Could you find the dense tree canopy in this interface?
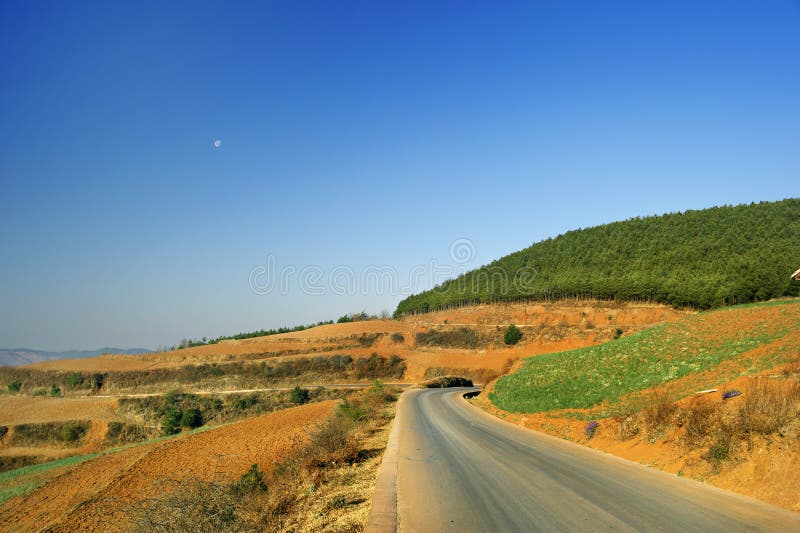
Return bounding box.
[396,199,800,315]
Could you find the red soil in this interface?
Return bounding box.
[0,401,335,532]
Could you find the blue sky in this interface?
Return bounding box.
[1,1,798,351]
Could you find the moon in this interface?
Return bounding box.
[213,139,222,148]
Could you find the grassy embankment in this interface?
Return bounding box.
[490,299,800,474]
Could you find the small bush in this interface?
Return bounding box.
[678,397,719,447]
[60,422,87,442]
[738,378,800,435]
[338,399,367,422]
[0,426,7,439]
[7,381,21,393]
[704,438,731,465]
[91,373,105,391]
[584,421,599,439]
[180,408,203,429]
[613,328,623,340]
[503,324,522,345]
[641,392,677,438]
[163,406,182,435]
[353,353,405,380]
[49,384,61,397]
[390,332,405,344]
[66,372,84,389]
[330,494,348,509]
[415,328,481,349]
[231,463,267,497]
[105,422,151,445]
[310,415,356,464]
[32,387,47,396]
[230,393,259,411]
[290,386,310,405]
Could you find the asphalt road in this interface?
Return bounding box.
[395,388,800,532]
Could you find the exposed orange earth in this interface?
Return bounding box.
[25,300,688,382]
[0,401,335,532]
[474,300,800,512]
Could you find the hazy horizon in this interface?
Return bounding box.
[2,1,799,351]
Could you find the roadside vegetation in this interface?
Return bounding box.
[122,383,400,532]
[491,300,800,414]
[486,299,800,492]
[396,199,800,315]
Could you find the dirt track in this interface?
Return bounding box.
[0,401,335,532]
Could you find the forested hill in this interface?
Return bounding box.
[395,199,800,315]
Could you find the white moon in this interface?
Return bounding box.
[213,139,222,148]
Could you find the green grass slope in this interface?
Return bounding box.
[396,199,800,315]
[489,299,800,415]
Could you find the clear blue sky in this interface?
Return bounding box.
[1,1,798,351]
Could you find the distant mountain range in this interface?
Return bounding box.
[0,347,153,367]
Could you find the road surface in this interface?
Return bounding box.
[393,388,800,532]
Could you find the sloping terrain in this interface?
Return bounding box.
[0,401,335,532]
[397,199,800,314]
[481,299,800,511]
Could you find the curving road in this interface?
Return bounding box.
[392,388,800,532]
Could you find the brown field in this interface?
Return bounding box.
[0,401,335,532]
[0,397,120,426]
[0,301,687,469]
[0,300,689,529]
[23,300,688,379]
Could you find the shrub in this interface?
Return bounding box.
[704,438,731,465]
[338,399,367,422]
[163,406,182,435]
[330,494,348,509]
[105,422,151,445]
[353,353,405,380]
[584,421,599,439]
[66,372,84,389]
[738,378,800,435]
[641,392,677,439]
[310,414,356,463]
[231,463,267,497]
[613,328,623,340]
[390,332,405,344]
[60,422,87,442]
[230,394,259,411]
[0,426,7,440]
[678,397,719,447]
[503,324,522,345]
[180,408,203,429]
[290,386,310,405]
[32,387,47,396]
[7,381,21,393]
[91,373,105,391]
[49,384,61,397]
[415,328,481,349]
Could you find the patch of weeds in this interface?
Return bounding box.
[584,421,599,439]
[330,494,348,510]
[704,438,731,468]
